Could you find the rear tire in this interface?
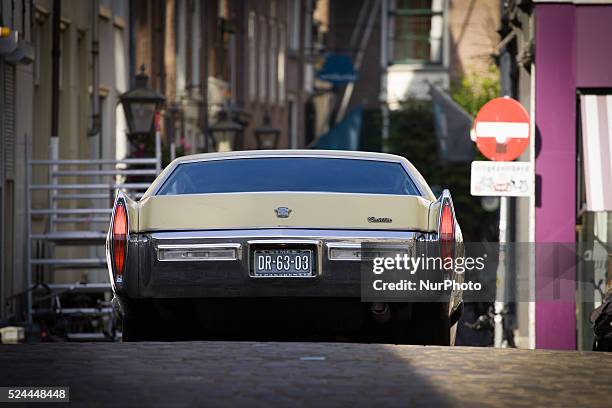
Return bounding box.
[409,302,452,346]
[121,300,162,342]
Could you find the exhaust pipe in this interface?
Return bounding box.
[370,303,390,324]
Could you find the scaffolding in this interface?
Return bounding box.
[25,141,161,341]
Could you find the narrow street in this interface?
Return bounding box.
[1,1,612,407]
[1,342,610,407]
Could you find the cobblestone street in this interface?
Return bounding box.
[1,342,610,407]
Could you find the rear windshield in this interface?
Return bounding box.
[156,157,420,196]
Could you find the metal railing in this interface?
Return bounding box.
[25,141,161,340]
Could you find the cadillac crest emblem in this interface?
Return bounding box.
[275,207,292,218]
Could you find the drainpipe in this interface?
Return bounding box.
[49,0,61,230]
[88,0,100,141]
[201,1,209,152]
[50,0,61,161]
[88,0,100,170]
[87,0,100,263]
[380,0,389,152]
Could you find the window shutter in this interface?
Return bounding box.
[3,63,16,180]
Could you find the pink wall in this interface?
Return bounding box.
[534,4,576,350]
[576,7,612,88]
[534,4,612,349]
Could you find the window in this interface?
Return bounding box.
[303,0,312,54]
[191,0,201,89]
[302,0,313,93]
[59,26,66,91]
[288,98,297,148]
[218,0,229,19]
[258,16,267,102]
[392,0,444,64]
[176,0,187,95]
[114,27,128,93]
[269,20,277,104]
[278,23,286,104]
[3,64,16,180]
[288,0,300,51]
[34,22,42,85]
[157,158,420,196]
[248,12,256,101]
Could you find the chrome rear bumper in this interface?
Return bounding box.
[117,228,431,299]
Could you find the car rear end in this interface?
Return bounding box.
[107,151,463,343]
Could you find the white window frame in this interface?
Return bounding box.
[59,25,67,91]
[288,0,300,52]
[390,0,448,66]
[113,25,128,93]
[34,22,42,85]
[288,96,298,148]
[258,15,267,102]
[175,0,187,97]
[248,12,257,101]
[269,19,277,105]
[278,23,286,104]
[191,0,201,91]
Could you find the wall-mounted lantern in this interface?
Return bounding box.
[255,113,281,150]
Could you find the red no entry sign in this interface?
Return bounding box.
[474,97,530,161]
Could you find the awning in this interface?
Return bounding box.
[316,54,357,85]
[310,107,363,151]
[580,94,612,211]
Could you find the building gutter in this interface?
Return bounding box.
[50,0,61,160]
[88,0,100,139]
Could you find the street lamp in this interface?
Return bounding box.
[209,109,243,152]
[119,65,165,140]
[255,113,281,150]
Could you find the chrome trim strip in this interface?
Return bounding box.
[145,226,433,234]
[156,243,242,262]
[150,229,420,241]
[157,243,242,249]
[177,153,403,165]
[326,243,362,248]
[326,242,363,261]
[326,242,415,261]
[247,239,320,245]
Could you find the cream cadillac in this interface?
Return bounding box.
[107,150,463,344]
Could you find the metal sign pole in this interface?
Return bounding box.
[470,96,531,347]
[495,196,508,347]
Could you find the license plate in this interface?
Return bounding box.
[253,249,314,277]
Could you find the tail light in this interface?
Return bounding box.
[111,201,128,277]
[439,200,455,264]
[440,203,454,242]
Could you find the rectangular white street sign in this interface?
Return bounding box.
[470,161,532,197]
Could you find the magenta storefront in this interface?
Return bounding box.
[535,2,612,349]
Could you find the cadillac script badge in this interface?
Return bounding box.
[367,216,392,223]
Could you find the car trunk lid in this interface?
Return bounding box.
[137,192,436,232]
